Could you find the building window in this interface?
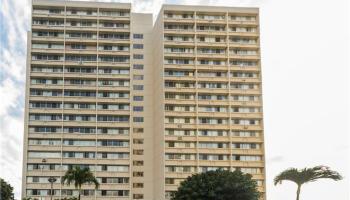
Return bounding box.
[133,85,144,90]
[133,75,144,80]
[133,160,144,166]
[133,171,144,177]
[133,128,144,133]
[133,183,144,188]
[133,54,144,59]
[133,139,144,144]
[133,117,144,123]
[133,96,144,101]
[133,34,143,39]
[133,64,144,70]
[133,194,144,199]
[133,106,144,112]
[133,44,144,49]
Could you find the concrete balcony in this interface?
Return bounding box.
[196,53,227,59]
[230,101,262,107]
[230,112,263,119]
[30,84,63,90]
[164,64,195,70]
[197,160,231,166]
[65,49,98,55]
[98,74,130,79]
[196,76,229,82]
[164,123,196,129]
[196,64,228,71]
[163,18,195,24]
[30,72,63,78]
[229,54,260,60]
[63,73,97,79]
[28,145,61,151]
[230,77,261,83]
[64,60,97,66]
[28,121,63,126]
[229,42,259,48]
[197,148,231,154]
[196,42,227,48]
[32,24,65,30]
[164,99,196,105]
[98,86,130,92]
[64,85,97,90]
[164,52,195,58]
[165,160,197,166]
[31,48,64,54]
[96,98,130,104]
[196,88,229,94]
[164,111,196,117]
[163,40,195,47]
[97,38,130,44]
[32,13,65,19]
[164,148,196,154]
[228,20,258,26]
[229,31,259,37]
[195,124,230,129]
[196,19,226,24]
[163,76,196,82]
[164,29,195,35]
[230,89,261,95]
[195,30,226,36]
[96,110,130,115]
[231,149,264,155]
[29,96,64,102]
[31,60,64,66]
[164,135,196,141]
[98,50,130,56]
[31,36,65,42]
[229,124,263,131]
[164,87,196,93]
[65,37,98,43]
[231,161,265,168]
[29,108,62,114]
[65,26,98,31]
[230,66,260,72]
[197,111,229,118]
[164,172,194,179]
[98,27,130,33]
[231,136,264,143]
[94,171,129,177]
[98,15,130,21]
[197,100,230,106]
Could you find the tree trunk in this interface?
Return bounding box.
[78,187,81,200]
[296,184,301,200]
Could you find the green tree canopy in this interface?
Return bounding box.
[274,165,343,200]
[61,166,99,200]
[1,178,15,200]
[171,170,260,200]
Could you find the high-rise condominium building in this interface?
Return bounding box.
[22,0,265,200]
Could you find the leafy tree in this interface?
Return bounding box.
[0,178,14,200]
[61,166,99,200]
[171,170,260,200]
[274,165,343,200]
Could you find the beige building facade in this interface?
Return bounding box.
[23,1,265,200]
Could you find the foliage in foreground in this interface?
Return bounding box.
[274,165,343,200]
[171,170,260,200]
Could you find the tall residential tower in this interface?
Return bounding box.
[23,1,265,200]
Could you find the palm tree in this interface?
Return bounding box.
[274,165,342,200]
[61,166,99,200]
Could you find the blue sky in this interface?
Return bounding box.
[0,0,349,199]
